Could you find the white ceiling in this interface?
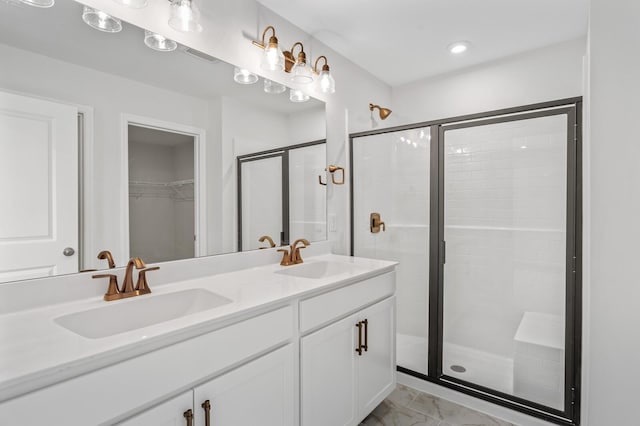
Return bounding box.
[0,1,323,114]
[257,0,589,86]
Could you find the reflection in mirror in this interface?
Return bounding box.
[0,1,326,283]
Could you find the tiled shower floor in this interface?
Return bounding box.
[359,384,516,426]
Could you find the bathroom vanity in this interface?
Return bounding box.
[0,250,396,426]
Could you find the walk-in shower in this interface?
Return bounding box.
[350,98,582,426]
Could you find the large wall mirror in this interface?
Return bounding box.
[0,1,327,283]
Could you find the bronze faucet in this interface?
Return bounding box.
[97,250,116,268]
[122,257,146,294]
[93,257,158,301]
[290,239,310,264]
[258,235,276,249]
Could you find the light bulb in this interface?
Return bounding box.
[291,61,313,84]
[264,79,286,94]
[262,45,284,71]
[168,0,203,33]
[82,6,122,33]
[113,0,147,8]
[144,30,178,52]
[318,69,335,94]
[233,67,258,85]
[289,89,309,103]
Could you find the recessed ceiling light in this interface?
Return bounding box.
[448,41,470,55]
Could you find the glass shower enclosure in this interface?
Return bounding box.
[350,99,582,425]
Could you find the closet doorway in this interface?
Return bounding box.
[124,118,205,264]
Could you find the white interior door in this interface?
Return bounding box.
[0,91,78,283]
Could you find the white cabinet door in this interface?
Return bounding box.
[0,90,78,283]
[357,296,396,417]
[193,345,295,426]
[117,391,193,426]
[301,312,358,426]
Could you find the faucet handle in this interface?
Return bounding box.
[293,246,306,264]
[93,273,120,301]
[277,248,292,266]
[136,266,159,295]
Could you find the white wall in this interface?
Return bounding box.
[80,0,393,255]
[584,1,640,424]
[392,38,585,125]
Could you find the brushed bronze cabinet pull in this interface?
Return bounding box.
[355,321,363,356]
[202,400,211,426]
[362,319,369,352]
[183,409,193,426]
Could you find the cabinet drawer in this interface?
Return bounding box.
[299,271,395,333]
[0,305,293,426]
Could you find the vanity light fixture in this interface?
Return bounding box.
[290,88,309,103]
[313,56,335,94]
[252,26,285,71]
[264,79,286,94]
[144,30,178,52]
[233,67,259,85]
[448,41,470,54]
[82,6,122,33]
[113,0,147,8]
[168,0,202,33]
[285,42,313,84]
[14,0,55,7]
[369,103,392,120]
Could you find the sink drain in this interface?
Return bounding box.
[450,365,466,373]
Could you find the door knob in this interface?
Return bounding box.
[63,247,75,256]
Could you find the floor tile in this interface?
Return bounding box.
[367,384,517,426]
[360,399,440,426]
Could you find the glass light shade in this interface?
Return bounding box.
[289,89,309,103]
[168,0,202,33]
[113,0,147,8]
[290,61,313,84]
[16,0,55,7]
[318,69,336,94]
[233,67,258,85]
[82,6,122,33]
[261,46,284,71]
[264,79,286,94]
[144,30,178,52]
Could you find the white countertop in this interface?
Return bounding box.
[0,254,396,401]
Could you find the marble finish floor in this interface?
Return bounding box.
[359,384,516,426]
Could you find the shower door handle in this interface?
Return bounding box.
[370,213,386,233]
[441,240,446,264]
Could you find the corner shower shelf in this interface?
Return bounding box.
[129,179,194,201]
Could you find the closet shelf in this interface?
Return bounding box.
[129,179,194,201]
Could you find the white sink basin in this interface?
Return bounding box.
[54,289,232,339]
[275,260,365,279]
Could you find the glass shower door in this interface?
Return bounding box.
[352,127,430,375]
[439,110,576,412]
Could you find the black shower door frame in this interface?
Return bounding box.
[237,139,326,251]
[349,97,582,426]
